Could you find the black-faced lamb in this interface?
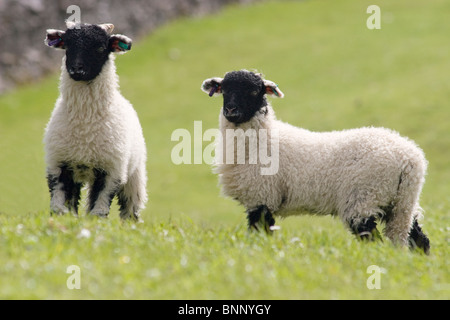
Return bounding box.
[44,21,147,220]
[202,70,430,254]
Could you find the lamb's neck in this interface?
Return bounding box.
[59,57,119,116]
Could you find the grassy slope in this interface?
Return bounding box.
[0,0,448,299]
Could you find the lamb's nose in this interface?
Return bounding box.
[69,64,85,75]
[225,106,237,114]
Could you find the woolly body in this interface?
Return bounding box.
[217,106,426,245]
[204,70,429,250]
[44,23,147,219]
[45,56,145,180]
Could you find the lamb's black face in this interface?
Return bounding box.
[221,71,267,124]
[63,25,111,81]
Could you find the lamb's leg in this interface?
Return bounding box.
[349,216,383,242]
[47,164,82,215]
[88,168,119,218]
[408,219,430,255]
[117,187,140,220]
[68,181,82,215]
[247,205,275,234]
[117,185,143,221]
[117,166,147,221]
[385,162,427,249]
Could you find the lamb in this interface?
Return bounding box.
[44,21,147,220]
[202,70,430,254]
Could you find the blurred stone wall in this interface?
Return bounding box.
[0,0,258,94]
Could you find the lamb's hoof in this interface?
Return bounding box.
[356,228,383,242]
[119,211,141,222]
[89,209,109,218]
[351,216,383,242]
[408,220,430,255]
[50,205,69,216]
[248,205,278,235]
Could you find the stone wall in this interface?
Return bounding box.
[0,0,258,94]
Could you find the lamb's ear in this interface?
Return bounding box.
[45,29,66,49]
[109,34,132,53]
[264,79,284,98]
[98,23,115,34]
[201,77,224,97]
[65,20,80,29]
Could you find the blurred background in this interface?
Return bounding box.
[0,0,258,94]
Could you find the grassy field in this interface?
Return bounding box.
[0,0,449,299]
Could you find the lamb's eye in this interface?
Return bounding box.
[250,90,258,96]
[97,46,105,53]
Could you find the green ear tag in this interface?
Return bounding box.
[118,41,129,50]
[272,84,279,97]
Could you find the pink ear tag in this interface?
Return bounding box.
[48,38,62,47]
[209,84,218,97]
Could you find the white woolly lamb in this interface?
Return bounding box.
[202,70,430,254]
[44,22,147,220]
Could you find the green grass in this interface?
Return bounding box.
[0,0,449,299]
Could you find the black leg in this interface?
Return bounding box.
[69,182,82,214]
[117,187,139,220]
[47,174,58,194]
[88,168,107,212]
[349,216,382,241]
[88,168,119,217]
[408,219,430,255]
[47,172,59,215]
[117,187,128,215]
[47,164,81,215]
[247,205,275,234]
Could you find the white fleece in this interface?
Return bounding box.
[44,54,147,217]
[215,104,427,246]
